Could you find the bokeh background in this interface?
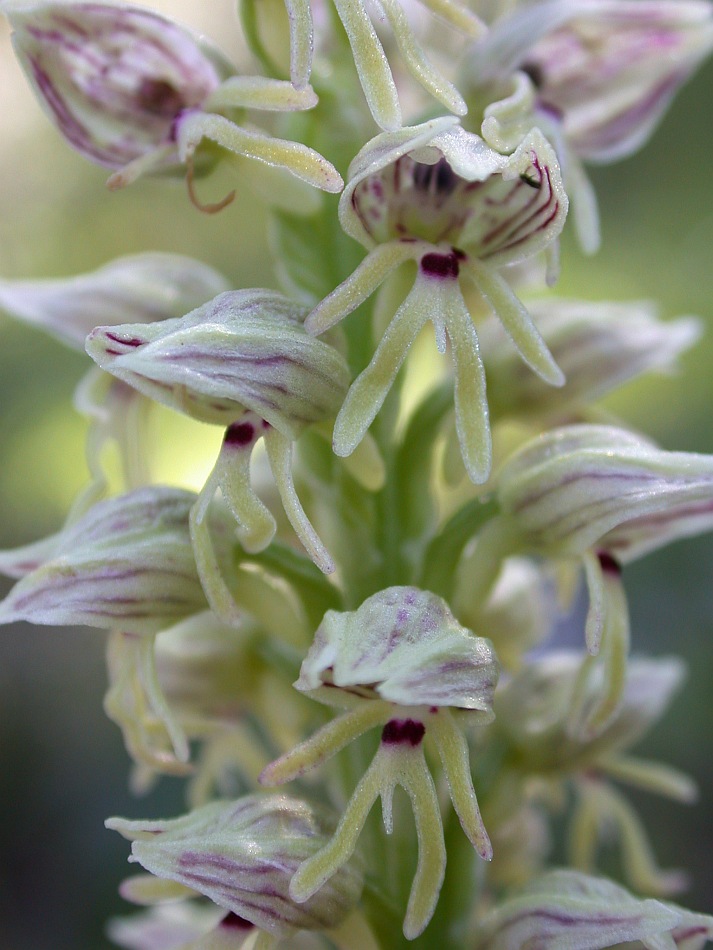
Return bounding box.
[1,3,713,947]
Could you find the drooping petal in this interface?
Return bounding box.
[174,111,343,194]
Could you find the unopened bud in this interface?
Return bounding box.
[108,795,363,936]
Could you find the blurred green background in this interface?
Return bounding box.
[1,4,713,948]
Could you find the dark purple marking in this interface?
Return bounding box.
[413,157,458,196]
[597,551,622,576]
[381,718,425,746]
[105,331,144,348]
[220,913,254,931]
[521,61,545,89]
[136,78,184,117]
[224,421,255,446]
[420,251,460,280]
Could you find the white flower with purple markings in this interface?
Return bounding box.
[108,794,364,940]
[260,586,499,940]
[465,0,713,251]
[305,116,568,483]
[86,288,352,586]
[1,0,342,206]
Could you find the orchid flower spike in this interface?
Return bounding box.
[108,794,364,942]
[87,289,352,595]
[479,424,713,737]
[1,0,342,209]
[463,0,713,252]
[245,0,486,130]
[306,117,568,484]
[260,586,499,940]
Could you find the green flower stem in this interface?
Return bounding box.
[419,497,499,600]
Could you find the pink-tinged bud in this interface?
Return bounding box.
[478,869,713,949]
[107,795,363,937]
[0,253,230,350]
[498,424,713,562]
[1,2,341,199]
[0,487,208,634]
[471,0,713,163]
[86,289,351,438]
[3,1,230,170]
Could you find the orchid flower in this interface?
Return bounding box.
[469,424,713,736]
[494,652,696,896]
[1,0,342,209]
[306,116,568,483]
[86,289,353,594]
[463,0,713,251]
[260,586,499,939]
[108,795,365,945]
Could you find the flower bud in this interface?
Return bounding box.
[481,300,701,423]
[0,487,207,634]
[470,0,713,159]
[478,869,713,949]
[1,1,341,199]
[0,253,230,350]
[497,424,713,562]
[86,289,351,439]
[3,0,231,171]
[494,651,687,773]
[107,795,363,937]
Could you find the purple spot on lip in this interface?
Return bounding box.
[220,912,254,931]
[421,251,460,280]
[381,718,425,746]
[224,421,255,446]
[598,550,622,576]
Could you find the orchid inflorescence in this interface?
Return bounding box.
[1,0,713,947]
